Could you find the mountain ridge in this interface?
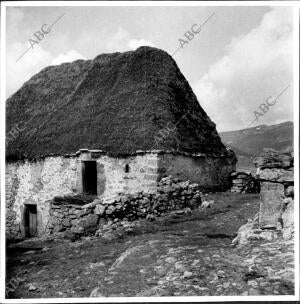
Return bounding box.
[220,121,293,170]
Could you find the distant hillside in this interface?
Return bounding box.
[220,121,293,171]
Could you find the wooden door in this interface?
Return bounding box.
[25,204,37,237]
[29,209,37,236]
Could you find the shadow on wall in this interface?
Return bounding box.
[158,154,235,192]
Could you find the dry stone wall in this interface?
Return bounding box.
[254,149,294,239]
[230,172,259,193]
[46,176,202,237]
[233,149,294,246]
[47,202,99,235]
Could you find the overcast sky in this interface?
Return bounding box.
[6,5,294,132]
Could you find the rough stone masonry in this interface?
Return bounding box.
[254,149,294,239]
[232,149,294,247]
[6,46,236,241]
[46,176,203,239]
[230,171,259,193]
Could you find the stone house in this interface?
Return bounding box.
[6,47,236,240]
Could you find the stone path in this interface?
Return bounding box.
[93,235,294,296]
[6,193,295,298]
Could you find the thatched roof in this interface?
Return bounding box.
[6,46,231,161]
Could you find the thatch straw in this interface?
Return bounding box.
[6,46,227,161]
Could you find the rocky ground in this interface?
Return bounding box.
[6,192,294,298]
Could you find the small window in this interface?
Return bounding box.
[125,164,130,173]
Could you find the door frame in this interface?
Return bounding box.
[82,160,98,195]
[23,204,38,237]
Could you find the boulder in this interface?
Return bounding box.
[47,216,60,228]
[81,199,101,209]
[85,214,100,229]
[71,225,84,235]
[94,204,106,216]
[183,271,193,278]
[259,168,294,183]
[254,151,293,169]
[53,211,64,218]
[232,217,279,246]
[75,214,99,234]
[232,179,244,184]
[53,224,65,233]
[74,209,86,218]
[71,219,79,226]
[201,200,215,209]
[89,287,104,297]
[106,206,115,215]
[285,186,294,198]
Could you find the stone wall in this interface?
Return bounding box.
[254,149,294,239]
[6,164,20,240]
[230,171,259,193]
[5,157,78,240]
[232,150,294,246]
[158,153,236,191]
[76,150,160,197]
[6,149,235,240]
[46,199,98,235]
[46,177,202,237]
[5,152,159,240]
